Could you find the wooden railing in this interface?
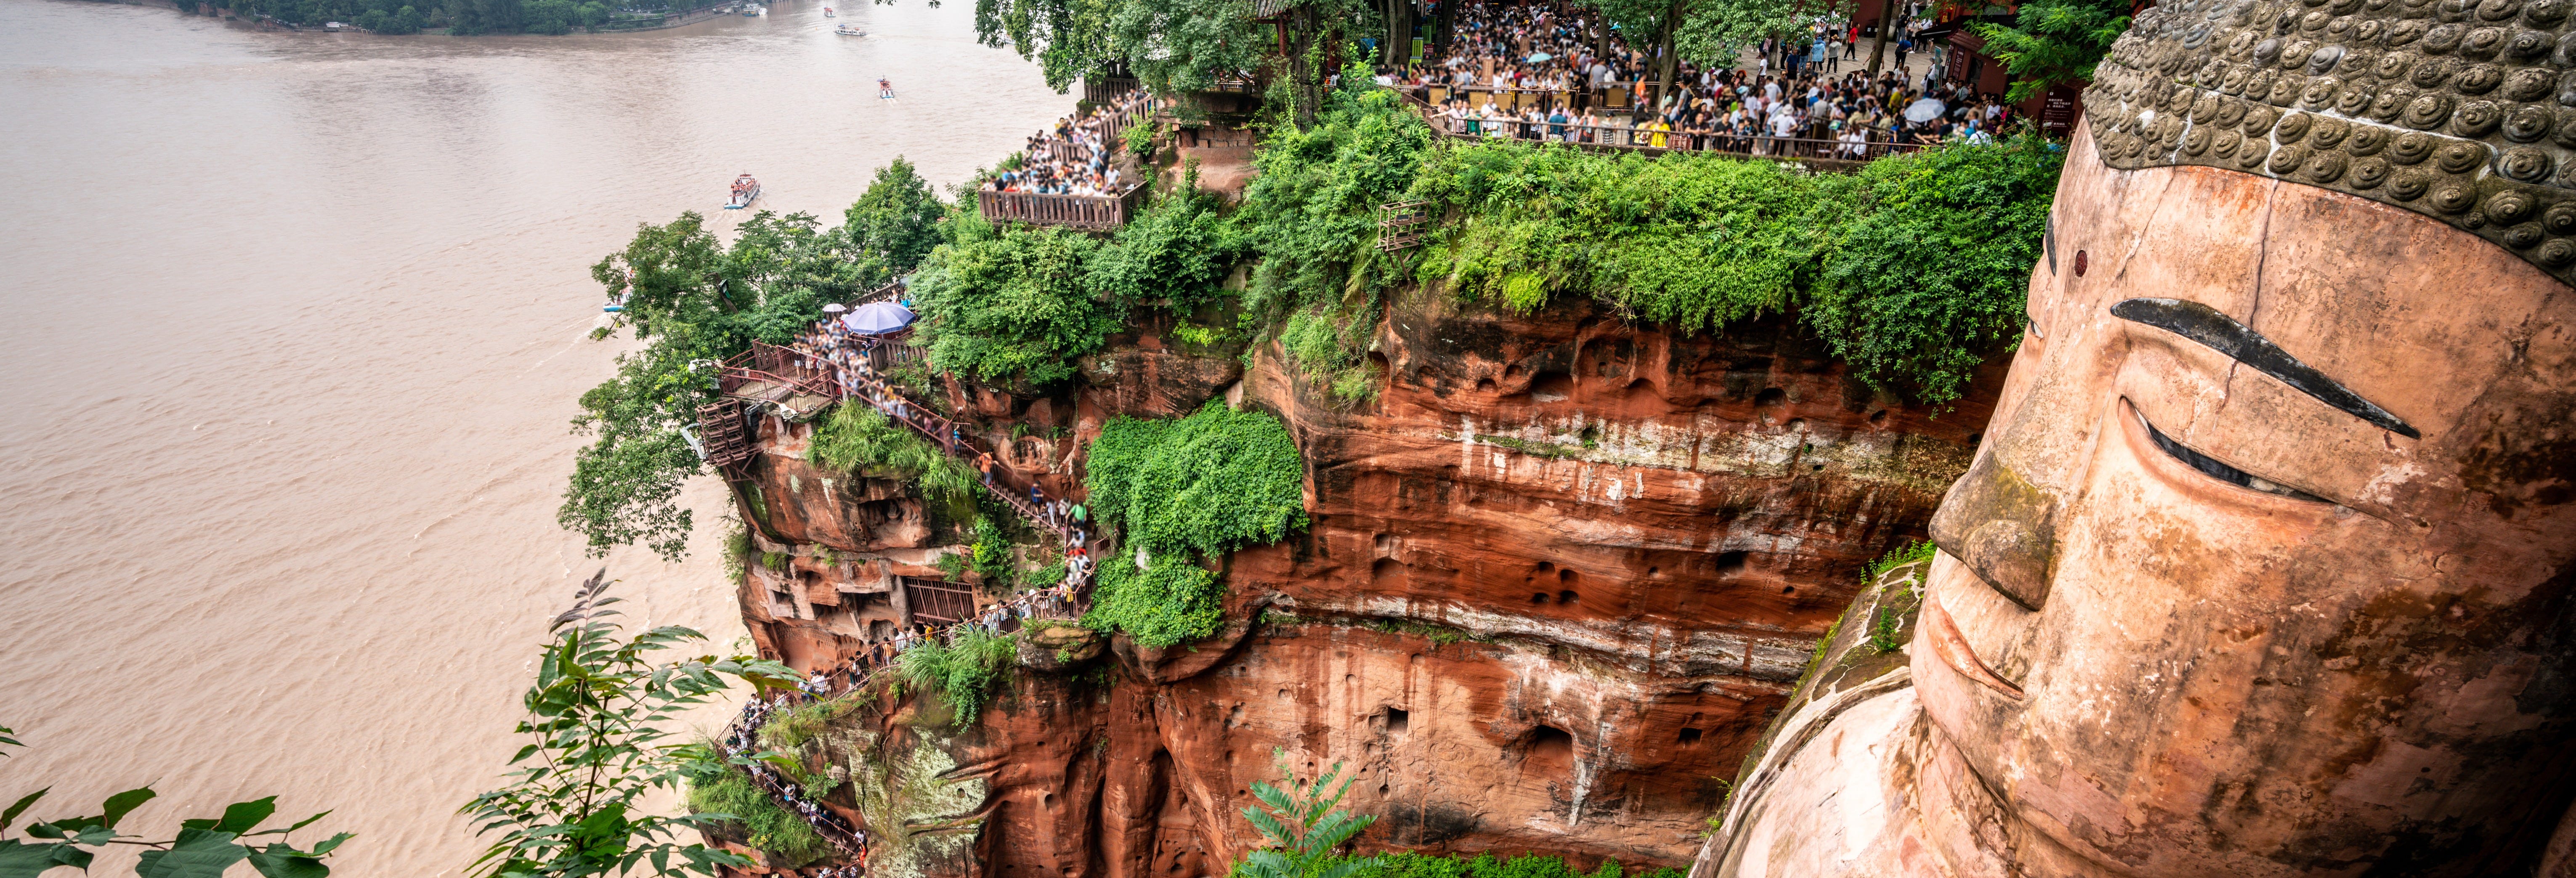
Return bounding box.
[1405,95,1925,167]
[977,186,1149,230]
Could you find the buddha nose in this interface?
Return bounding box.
[1928,448,2061,610]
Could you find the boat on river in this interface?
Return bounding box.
[823,6,833,15]
[727,173,760,210]
[877,77,895,99]
[835,23,864,34]
[741,4,761,14]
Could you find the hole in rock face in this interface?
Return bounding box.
[1532,371,1576,399]
[1781,586,1796,595]
[1755,387,1788,407]
[1524,725,1576,774]
[1558,590,1579,605]
[1559,568,1577,582]
[1869,409,1888,425]
[1967,432,1984,446]
[1536,561,1556,573]
[1579,424,1603,446]
[1476,377,1497,393]
[2074,249,2088,276]
[1678,727,1704,745]
[1531,592,1551,605]
[1647,566,1660,577]
[1714,551,1751,575]
[1386,707,1410,735]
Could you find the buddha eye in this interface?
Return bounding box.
[2137,408,2326,502]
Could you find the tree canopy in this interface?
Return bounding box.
[1976,0,2132,103]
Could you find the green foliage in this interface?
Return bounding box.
[1867,603,1909,655]
[842,157,948,289]
[0,726,350,878]
[1083,554,1227,647]
[1233,88,1437,401]
[460,571,802,878]
[1978,0,2134,103]
[807,403,977,508]
[893,626,1018,724]
[1084,177,1242,312]
[1414,142,1836,334]
[564,164,953,561]
[1086,403,1307,561]
[970,516,1017,587]
[1123,118,1158,159]
[759,552,790,572]
[1331,851,1686,878]
[1865,538,1938,581]
[1231,755,1381,878]
[676,761,831,867]
[1080,403,1304,646]
[911,213,1117,388]
[754,698,855,754]
[1807,138,2063,406]
[1412,135,2063,407]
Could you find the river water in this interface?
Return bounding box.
[0,1,1065,871]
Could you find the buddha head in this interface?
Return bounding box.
[1909,2,2576,873]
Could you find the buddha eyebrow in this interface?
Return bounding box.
[2110,297,2420,440]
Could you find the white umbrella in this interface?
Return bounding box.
[1903,97,1947,123]
[1526,51,1553,63]
[821,303,848,315]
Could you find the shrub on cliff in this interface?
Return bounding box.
[1080,402,1304,647]
[678,764,834,868]
[807,403,977,509]
[892,626,1017,724]
[1408,133,2062,408]
[909,213,1117,388]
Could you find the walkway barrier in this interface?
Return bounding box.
[976,186,1148,231]
[1402,92,1925,168]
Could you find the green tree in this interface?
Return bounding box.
[1231,755,1381,878]
[972,0,1119,93]
[908,212,1117,388]
[1975,0,2131,103]
[0,727,351,878]
[841,157,949,289]
[461,571,802,878]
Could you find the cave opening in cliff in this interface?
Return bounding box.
[1678,727,1703,746]
[1524,725,1576,776]
[1384,707,1409,735]
[1714,551,1750,576]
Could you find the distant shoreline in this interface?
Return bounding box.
[78,0,750,36]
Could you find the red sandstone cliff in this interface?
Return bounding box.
[718,287,1999,876]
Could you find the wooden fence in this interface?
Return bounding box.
[1407,96,1924,169]
[978,186,1150,230]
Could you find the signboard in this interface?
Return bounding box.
[2042,84,2083,136]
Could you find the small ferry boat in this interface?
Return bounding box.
[727,173,760,210]
[823,6,833,15]
[834,23,864,34]
[740,4,761,13]
[877,77,896,99]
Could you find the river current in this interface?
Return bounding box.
[0,1,1065,871]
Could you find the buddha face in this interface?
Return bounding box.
[1911,124,2576,876]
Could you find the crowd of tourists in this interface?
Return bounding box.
[982,88,1155,197]
[722,695,872,864]
[1394,0,2017,154]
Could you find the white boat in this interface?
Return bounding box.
[741,4,761,14]
[726,173,760,210]
[877,77,895,99]
[834,23,864,34]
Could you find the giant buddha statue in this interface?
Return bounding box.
[1696,0,2576,873]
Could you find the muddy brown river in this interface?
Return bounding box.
[0,1,1065,870]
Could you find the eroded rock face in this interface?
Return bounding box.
[726,288,2002,876]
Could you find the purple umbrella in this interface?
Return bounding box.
[840,301,915,335]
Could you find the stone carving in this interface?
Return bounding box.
[2087,0,2576,278]
[1694,117,2576,876]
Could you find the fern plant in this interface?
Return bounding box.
[1233,755,1381,878]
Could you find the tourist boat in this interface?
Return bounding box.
[741,4,761,13]
[727,173,760,210]
[877,78,896,99]
[823,6,833,15]
[834,23,864,34]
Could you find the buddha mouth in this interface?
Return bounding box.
[1922,593,2024,701]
